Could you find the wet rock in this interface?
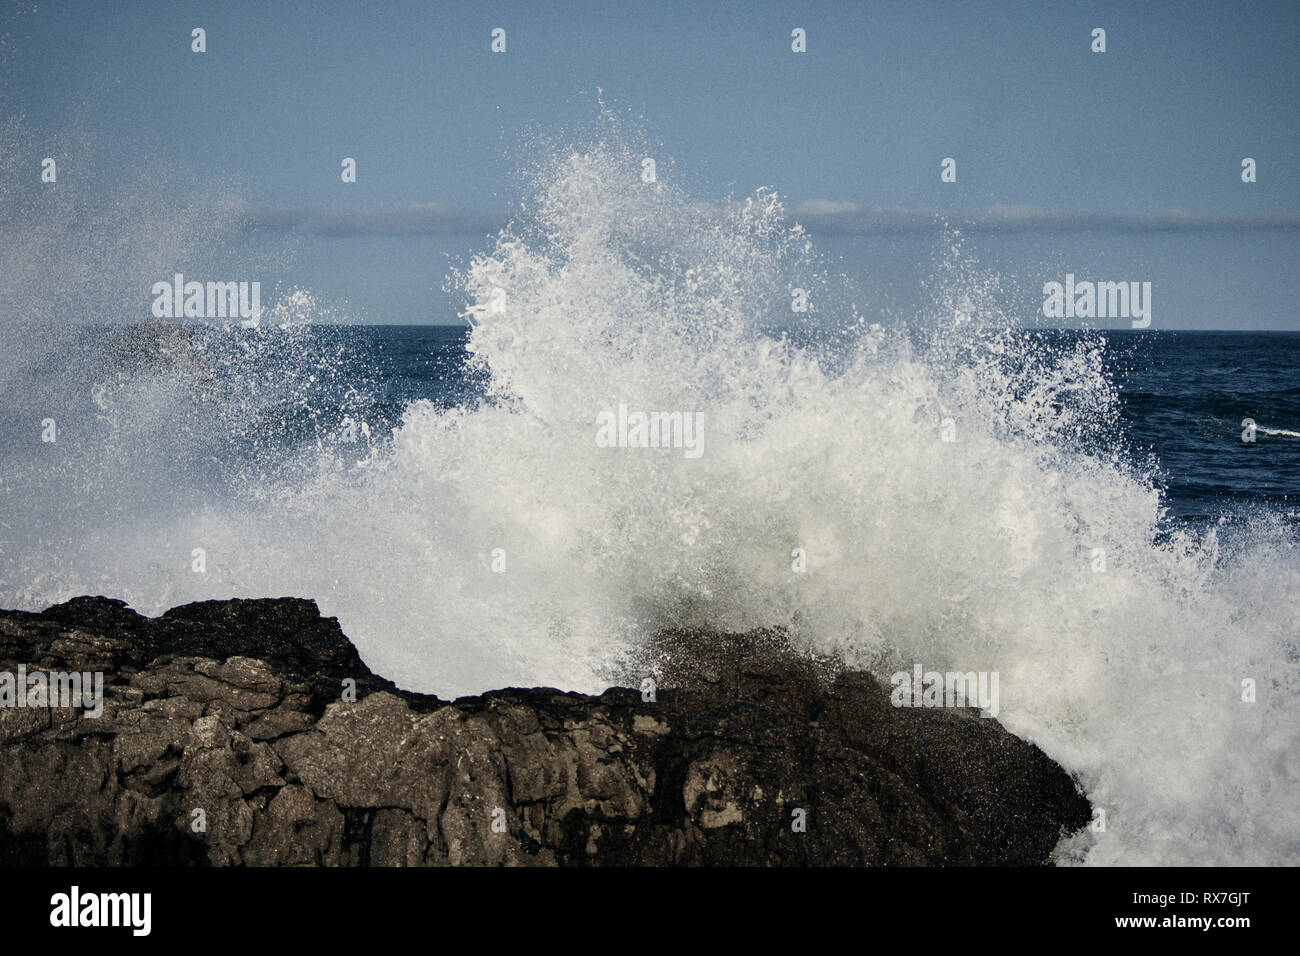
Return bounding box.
[97,318,215,387]
[0,596,1091,866]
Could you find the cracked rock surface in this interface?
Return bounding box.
[0,596,1090,865]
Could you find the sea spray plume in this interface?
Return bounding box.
[0,112,254,389]
[280,129,1298,866]
[457,124,834,420]
[0,114,1296,865]
[437,126,1299,865]
[0,112,382,609]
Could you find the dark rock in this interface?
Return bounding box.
[98,318,213,382]
[0,596,1090,866]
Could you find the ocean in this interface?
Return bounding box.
[1,139,1297,868]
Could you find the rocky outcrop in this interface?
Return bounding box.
[0,597,1090,865]
[99,317,213,382]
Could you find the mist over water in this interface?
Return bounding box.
[1,114,1297,865]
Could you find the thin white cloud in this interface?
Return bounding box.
[239,201,504,236]
[236,199,1300,237]
[788,201,1300,234]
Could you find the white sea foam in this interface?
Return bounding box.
[1,113,1296,865]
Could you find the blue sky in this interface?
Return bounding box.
[2,0,1297,326]
[6,0,1298,214]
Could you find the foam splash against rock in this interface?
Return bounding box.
[0,111,1296,864]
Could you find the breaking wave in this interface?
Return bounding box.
[1,112,1296,865]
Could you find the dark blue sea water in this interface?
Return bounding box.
[1101,331,1300,520]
